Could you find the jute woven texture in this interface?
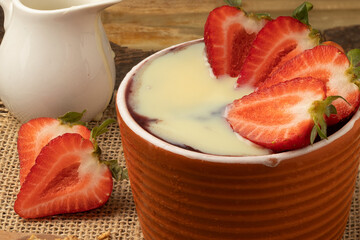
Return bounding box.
[0,98,145,239]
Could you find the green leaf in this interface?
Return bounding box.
[347,49,360,81]
[309,28,321,42]
[255,13,272,19]
[347,49,360,67]
[224,0,242,7]
[90,118,116,153]
[354,67,360,78]
[326,95,350,107]
[309,95,348,144]
[310,125,318,144]
[119,167,129,181]
[315,124,327,139]
[58,110,87,126]
[292,1,313,26]
[88,119,125,181]
[91,118,116,140]
[325,104,337,117]
[224,0,271,20]
[100,159,129,181]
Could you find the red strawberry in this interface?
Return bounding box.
[322,41,345,53]
[204,5,268,78]
[236,16,320,87]
[258,45,360,125]
[225,77,339,152]
[17,111,91,186]
[14,119,124,219]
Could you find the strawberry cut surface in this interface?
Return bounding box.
[14,133,113,219]
[204,5,267,78]
[17,117,91,186]
[236,16,319,87]
[226,77,326,152]
[259,45,360,125]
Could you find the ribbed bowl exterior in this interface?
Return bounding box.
[117,109,360,240]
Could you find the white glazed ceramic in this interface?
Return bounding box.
[0,0,121,122]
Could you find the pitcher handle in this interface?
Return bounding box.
[0,0,13,31]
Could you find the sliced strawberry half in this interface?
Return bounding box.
[225,77,333,152]
[14,119,124,219]
[204,5,268,78]
[236,16,320,87]
[258,45,360,125]
[14,133,113,219]
[17,111,91,186]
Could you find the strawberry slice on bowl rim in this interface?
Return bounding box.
[225,77,347,152]
[258,45,360,125]
[236,2,320,87]
[204,4,269,78]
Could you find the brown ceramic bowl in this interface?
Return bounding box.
[116,39,360,240]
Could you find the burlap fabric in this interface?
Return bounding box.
[0,97,146,239]
[0,7,360,238]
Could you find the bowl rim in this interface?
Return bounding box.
[116,38,360,166]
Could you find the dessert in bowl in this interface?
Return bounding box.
[116,3,360,239]
[116,39,360,239]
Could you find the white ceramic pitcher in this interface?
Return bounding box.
[0,0,121,122]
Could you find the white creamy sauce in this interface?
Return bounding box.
[129,42,270,156]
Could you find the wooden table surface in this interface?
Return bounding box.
[102,0,360,51]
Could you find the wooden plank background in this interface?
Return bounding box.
[102,0,360,51]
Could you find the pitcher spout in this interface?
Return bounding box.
[0,0,13,30]
[78,0,122,13]
[13,0,122,15]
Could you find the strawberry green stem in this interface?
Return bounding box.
[291,2,321,44]
[347,49,360,86]
[309,96,349,144]
[58,110,87,127]
[224,0,271,20]
[292,2,313,26]
[101,160,129,181]
[90,118,116,149]
[90,118,128,181]
[224,0,242,7]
